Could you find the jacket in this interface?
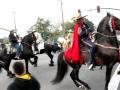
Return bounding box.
[7,74,40,90]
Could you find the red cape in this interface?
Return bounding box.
[64,22,83,64]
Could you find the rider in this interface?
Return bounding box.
[9,30,22,59]
[77,13,96,70]
[64,10,85,64]
[9,30,17,49]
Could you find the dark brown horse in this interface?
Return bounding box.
[52,13,120,90]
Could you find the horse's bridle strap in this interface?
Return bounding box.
[95,43,119,50]
[22,42,31,47]
[82,39,120,50]
[93,32,116,38]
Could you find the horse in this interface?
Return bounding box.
[0,43,15,78]
[0,32,38,76]
[52,13,120,90]
[39,42,62,66]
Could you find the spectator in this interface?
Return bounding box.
[7,61,40,90]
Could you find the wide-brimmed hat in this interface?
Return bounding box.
[72,10,88,20]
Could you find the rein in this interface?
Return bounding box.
[82,39,120,50]
[93,32,116,38]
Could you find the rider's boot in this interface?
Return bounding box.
[88,45,96,70]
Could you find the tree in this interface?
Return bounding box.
[64,19,94,33]
[64,21,74,32]
[32,17,52,41]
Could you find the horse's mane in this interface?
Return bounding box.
[97,18,105,33]
[22,33,33,44]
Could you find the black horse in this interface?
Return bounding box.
[0,32,38,76]
[39,43,62,66]
[0,44,14,78]
[52,13,120,90]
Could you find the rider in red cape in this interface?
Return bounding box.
[64,10,86,64]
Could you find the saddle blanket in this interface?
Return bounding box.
[108,64,120,90]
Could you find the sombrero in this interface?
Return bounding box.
[72,10,88,20]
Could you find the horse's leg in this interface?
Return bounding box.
[46,52,54,66]
[105,62,115,90]
[29,55,38,67]
[70,68,81,87]
[75,65,91,90]
[2,64,15,78]
[25,58,29,73]
[33,55,38,67]
[6,59,15,77]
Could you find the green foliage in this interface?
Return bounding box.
[33,17,51,41]
[31,17,95,43]
[64,21,74,32]
[34,17,51,32]
[84,18,95,32]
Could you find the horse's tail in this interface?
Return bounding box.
[52,52,68,84]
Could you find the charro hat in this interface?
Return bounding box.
[72,9,88,20]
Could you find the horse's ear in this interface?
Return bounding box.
[107,12,111,17]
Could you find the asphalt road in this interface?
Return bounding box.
[0,53,120,90]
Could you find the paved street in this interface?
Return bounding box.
[0,53,120,90]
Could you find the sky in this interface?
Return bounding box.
[0,0,120,38]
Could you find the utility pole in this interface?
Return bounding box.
[13,11,17,31]
[59,0,65,31]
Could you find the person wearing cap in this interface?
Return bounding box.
[7,61,40,90]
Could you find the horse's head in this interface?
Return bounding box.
[95,13,120,47]
[97,13,120,33]
[22,32,37,46]
[32,31,43,44]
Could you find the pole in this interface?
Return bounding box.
[13,11,17,31]
[59,0,65,31]
[82,8,120,13]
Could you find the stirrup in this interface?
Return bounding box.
[88,64,94,70]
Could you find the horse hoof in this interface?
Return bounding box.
[78,85,84,89]
[8,74,15,78]
[49,63,54,66]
